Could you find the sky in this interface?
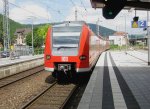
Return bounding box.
[0,0,149,35]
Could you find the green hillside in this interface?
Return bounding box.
[49,22,116,37]
[0,14,26,45]
[0,14,115,47]
[88,23,115,37]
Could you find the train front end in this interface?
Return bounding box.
[44,21,90,80]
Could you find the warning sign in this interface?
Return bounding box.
[132,21,138,28]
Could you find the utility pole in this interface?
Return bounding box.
[75,8,77,21]
[147,11,150,65]
[124,15,126,34]
[96,18,100,36]
[3,0,10,51]
[32,20,34,55]
[124,15,127,53]
[28,17,34,55]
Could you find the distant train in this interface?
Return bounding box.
[44,21,109,81]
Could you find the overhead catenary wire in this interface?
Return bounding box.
[8,0,89,22]
[8,2,48,20]
[46,5,65,22]
[69,0,83,21]
[79,0,87,12]
[37,1,66,22]
[69,0,76,7]
[47,6,65,17]
[40,0,70,11]
[46,6,51,22]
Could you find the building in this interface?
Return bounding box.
[128,34,147,46]
[14,28,31,45]
[109,32,128,46]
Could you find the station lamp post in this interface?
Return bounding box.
[28,17,35,55]
[96,18,102,36]
[147,11,150,65]
[120,14,127,53]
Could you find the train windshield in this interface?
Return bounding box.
[52,26,82,56]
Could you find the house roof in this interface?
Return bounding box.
[113,31,127,36]
[14,28,32,36]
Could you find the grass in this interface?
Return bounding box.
[110,45,127,51]
[110,43,147,51]
[34,48,44,55]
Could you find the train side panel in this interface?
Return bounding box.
[76,24,90,72]
[89,33,102,68]
[44,27,54,71]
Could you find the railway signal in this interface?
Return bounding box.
[102,0,126,19]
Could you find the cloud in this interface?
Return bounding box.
[0,0,16,13]
[9,2,50,24]
[0,0,148,34]
[66,6,147,34]
[66,6,102,22]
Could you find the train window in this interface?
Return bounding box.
[53,26,82,32]
[51,26,82,56]
[53,36,79,45]
[52,26,82,47]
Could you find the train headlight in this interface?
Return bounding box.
[79,55,86,60]
[46,55,51,60]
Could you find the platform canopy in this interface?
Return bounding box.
[90,0,150,19]
[91,0,150,9]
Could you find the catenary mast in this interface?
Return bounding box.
[3,0,10,51]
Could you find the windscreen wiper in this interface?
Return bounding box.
[57,46,77,50]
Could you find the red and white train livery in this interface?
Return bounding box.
[44,21,109,80]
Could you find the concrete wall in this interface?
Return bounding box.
[109,35,127,46]
[0,58,44,79]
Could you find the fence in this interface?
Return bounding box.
[0,45,44,59]
[14,45,30,56]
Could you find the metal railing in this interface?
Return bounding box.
[0,45,44,59]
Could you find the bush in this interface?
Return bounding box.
[34,48,44,55]
[110,45,119,50]
[110,45,127,50]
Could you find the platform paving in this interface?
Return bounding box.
[126,50,147,62]
[77,52,105,109]
[78,51,150,109]
[0,54,43,67]
[107,53,127,109]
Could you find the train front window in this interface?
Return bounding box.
[52,26,82,56]
[53,36,79,48]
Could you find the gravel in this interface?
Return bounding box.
[0,71,54,109]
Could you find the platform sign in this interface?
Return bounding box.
[139,20,147,28]
[131,20,147,28]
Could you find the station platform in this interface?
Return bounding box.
[0,54,44,79]
[126,50,147,62]
[78,51,150,109]
[0,54,43,67]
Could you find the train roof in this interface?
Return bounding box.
[53,21,87,27]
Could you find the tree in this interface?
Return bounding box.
[0,20,3,47]
[26,24,49,48]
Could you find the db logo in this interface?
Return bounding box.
[61,57,68,62]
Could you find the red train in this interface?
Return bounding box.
[44,21,109,81]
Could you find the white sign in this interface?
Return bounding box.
[61,57,68,62]
[148,21,150,27]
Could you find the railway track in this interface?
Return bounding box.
[21,82,77,109]
[0,65,44,88]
